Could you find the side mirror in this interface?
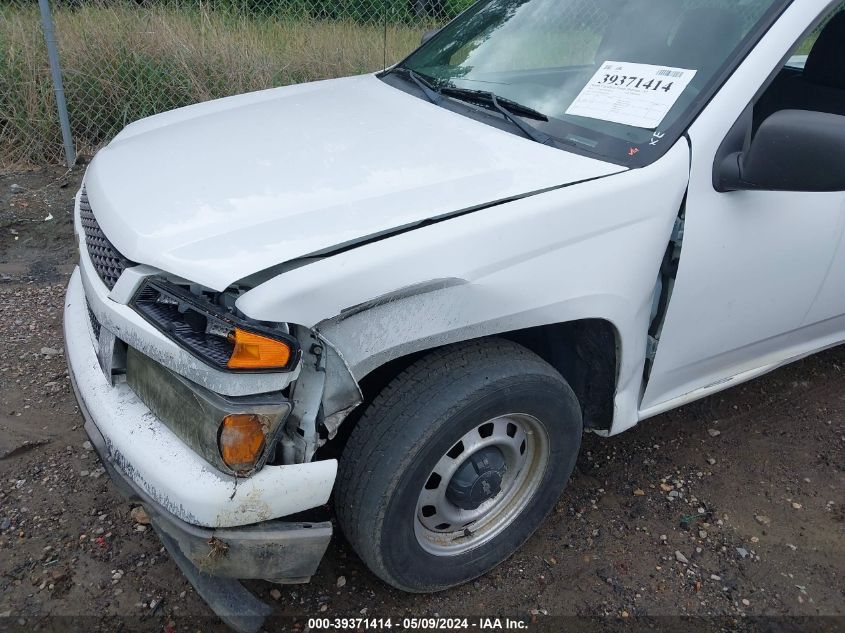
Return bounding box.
[421,28,440,45]
[717,109,845,192]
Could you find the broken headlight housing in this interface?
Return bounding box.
[126,346,290,475]
[132,279,300,373]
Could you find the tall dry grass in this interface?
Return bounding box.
[1,4,424,168]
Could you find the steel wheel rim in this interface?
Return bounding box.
[414,413,550,556]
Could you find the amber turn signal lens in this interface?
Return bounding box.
[227,328,291,370]
[219,414,266,472]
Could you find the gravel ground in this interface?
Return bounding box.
[1,168,843,632]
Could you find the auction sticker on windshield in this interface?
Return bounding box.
[565,61,697,129]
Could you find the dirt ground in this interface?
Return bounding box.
[1,167,843,632]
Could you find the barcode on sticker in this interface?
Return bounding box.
[657,69,684,77]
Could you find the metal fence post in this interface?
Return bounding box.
[38,0,76,168]
[383,1,389,71]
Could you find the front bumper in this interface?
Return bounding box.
[65,265,336,628]
[79,417,328,633]
[65,266,337,527]
[78,414,332,583]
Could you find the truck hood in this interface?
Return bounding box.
[84,74,625,291]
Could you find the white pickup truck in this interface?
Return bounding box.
[65,0,845,628]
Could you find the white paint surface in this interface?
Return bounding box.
[84,74,623,292]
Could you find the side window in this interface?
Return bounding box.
[753,3,845,130]
[792,7,842,57]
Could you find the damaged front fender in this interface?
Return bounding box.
[279,328,363,464]
[236,141,691,438]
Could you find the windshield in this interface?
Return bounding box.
[396,0,789,165]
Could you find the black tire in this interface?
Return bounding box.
[334,338,583,592]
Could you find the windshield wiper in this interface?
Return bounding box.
[394,67,442,105]
[393,70,553,146]
[440,87,547,120]
[439,86,553,145]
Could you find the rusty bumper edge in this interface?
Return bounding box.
[71,372,332,633]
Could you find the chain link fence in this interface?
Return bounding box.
[1,0,840,170]
[1,0,472,168]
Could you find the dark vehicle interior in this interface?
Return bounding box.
[754,9,845,129]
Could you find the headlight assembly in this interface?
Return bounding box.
[132,279,300,372]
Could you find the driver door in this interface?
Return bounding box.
[641,0,845,413]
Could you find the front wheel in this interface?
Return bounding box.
[335,339,583,592]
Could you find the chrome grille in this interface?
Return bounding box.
[79,187,133,289]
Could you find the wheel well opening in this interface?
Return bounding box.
[318,350,428,461]
[500,319,619,431]
[320,319,619,462]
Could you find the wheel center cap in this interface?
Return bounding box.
[446,446,507,510]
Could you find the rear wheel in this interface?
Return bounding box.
[335,338,583,592]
